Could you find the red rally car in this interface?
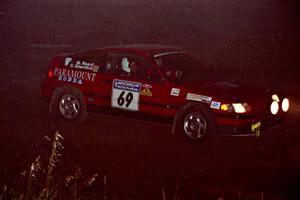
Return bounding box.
[41,44,290,142]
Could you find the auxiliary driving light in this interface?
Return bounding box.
[270,101,279,115]
[272,94,280,102]
[281,98,289,112]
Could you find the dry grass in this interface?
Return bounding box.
[0,131,98,200]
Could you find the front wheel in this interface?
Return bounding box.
[175,104,216,143]
[183,111,208,140]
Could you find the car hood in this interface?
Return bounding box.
[182,79,271,103]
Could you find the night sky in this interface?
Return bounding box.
[0,0,299,93]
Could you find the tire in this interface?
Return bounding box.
[174,103,216,143]
[49,86,88,122]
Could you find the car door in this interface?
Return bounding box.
[94,51,182,116]
[98,52,145,112]
[136,58,182,117]
[140,75,184,117]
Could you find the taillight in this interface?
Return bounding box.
[47,56,62,79]
[48,70,53,78]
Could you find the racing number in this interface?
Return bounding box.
[117,91,133,107]
[112,79,141,111]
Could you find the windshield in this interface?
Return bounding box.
[153,52,216,83]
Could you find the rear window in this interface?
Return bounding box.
[63,51,106,73]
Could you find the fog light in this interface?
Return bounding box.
[270,101,279,115]
[281,98,289,112]
[221,104,233,112]
[221,104,228,111]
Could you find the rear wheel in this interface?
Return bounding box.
[58,93,81,120]
[50,87,88,122]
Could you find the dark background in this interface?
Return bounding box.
[1,0,300,199]
[1,0,300,82]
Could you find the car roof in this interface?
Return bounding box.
[60,44,184,58]
[102,44,183,56]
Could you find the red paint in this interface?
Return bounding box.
[41,45,288,133]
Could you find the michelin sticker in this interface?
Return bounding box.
[210,101,221,109]
[186,93,212,103]
[112,79,141,111]
[171,88,180,96]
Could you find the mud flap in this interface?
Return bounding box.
[172,109,181,134]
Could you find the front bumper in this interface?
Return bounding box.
[216,113,285,136]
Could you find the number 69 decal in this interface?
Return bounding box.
[117,91,134,107]
[112,79,141,111]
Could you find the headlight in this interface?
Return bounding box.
[281,98,289,112]
[270,101,279,115]
[232,103,246,113]
[221,103,250,113]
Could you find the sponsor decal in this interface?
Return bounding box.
[64,57,100,72]
[210,101,221,109]
[54,67,96,84]
[171,88,180,96]
[140,84,153,96]
[112,79,141,111]
[113,79,141,92]
[186,93,212,103]
[141,88,152,97]
[64,57,72,66]
[142,84,152,89]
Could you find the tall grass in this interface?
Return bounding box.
[0,131,98,200]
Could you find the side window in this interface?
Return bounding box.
[147,69,164,83]
[153,55,184,83]
[104,53,152,80]
[104,53,122,75]
[65,51,106,73]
